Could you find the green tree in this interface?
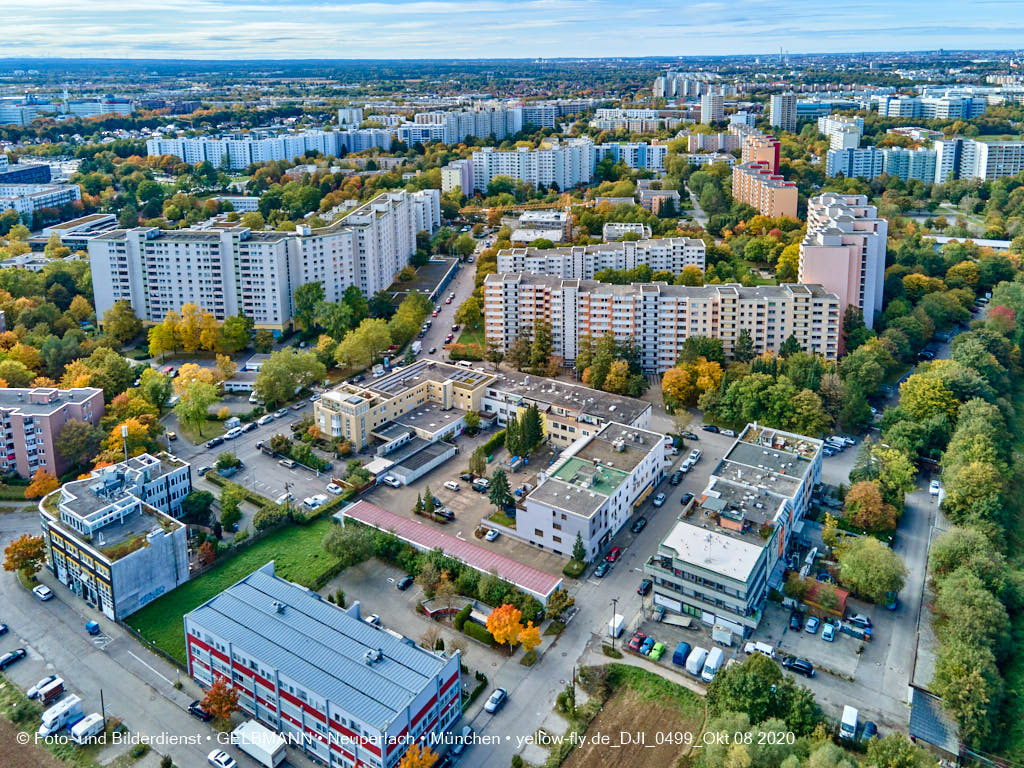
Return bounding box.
[322,523,376,568]
[679,335,725,365]
[54,418,104,466]
[837,536,907,604]
[335,318,392,369]
[778,334,802,357]
[505,414,521,456]
[174,378,219,438]
[732,328,754,363]
[293,282,325,332]
[931,639,1002,747]
[255,348,326,406]
[520,404,543,453]
[103,300,143,345]
[180,490,214,522]
[468,446,487,477]
[423,485,436,516]
[455,297,482,329]
[220,314,252,354]
[530,319,553,369]
[488,469,514,510]
[138,368,173,410]
[572,533,587,563]
[864,733,939,768]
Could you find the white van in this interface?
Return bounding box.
[38,694,83,737]
[457,360,473,368]
[840,705,858,739]
[685,646,708,676]
[701,647,725,682]
[71,713,104,745]
[744,641,776,659]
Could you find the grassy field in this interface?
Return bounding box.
[175,417,226,446]
[126,518,342,665]
[456,326,485,349]
[563,665,705,768]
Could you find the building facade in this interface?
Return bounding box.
[90,189,440,332]
[520,423,666,559]
[645,424,823,634]
[769,93,797,132]
[816,115,864,150]
[740,134,781,174]
[799,193,888,328]
[731,162,798,218]
[184,562,461,768]
[496,237,705,279]
[484,274,841,371]
[0,387,104,479]
[700,92,724,124]
[38,453,191,621]
[0,183,81,223]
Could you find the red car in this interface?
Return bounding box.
[445,297,453,304]
[627,631,647,652]
[605,546,621,563]
[432,310,439,317]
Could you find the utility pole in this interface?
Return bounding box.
[121,424,128,462]
[99,689,106,727]
[610,597,618,649]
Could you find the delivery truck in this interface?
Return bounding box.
[231,719,288,767]
[608,613,625,638]
[38,694,84,737]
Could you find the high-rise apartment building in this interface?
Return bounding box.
[484,273,841,371]
[740,134,781,173]
[825,146,937,183]
[769,93,797,132]
[90,190,440,332]
[933,138,1024,182]
[0,183,81,223]
[496,237,705,279]
[0,387,104,479]
[799,193,888,328]
[816,115,863,150]
[700,91,724,124]
[440,158,472,194]
[731,162,798,218]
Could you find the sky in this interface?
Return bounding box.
[1,0,1023,60]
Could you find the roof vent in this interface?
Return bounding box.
[273,601,285,613]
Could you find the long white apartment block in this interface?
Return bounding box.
[0,183,82,222]
[90,189,440,332]
[484,273,841,372]
[799,193,888,328]
[816,114,863,150]
[496,238,705,279]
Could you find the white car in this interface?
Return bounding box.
[32,585,54,601]
[224,427,242,440]
[326,483,343,495]
[364,614,382,627]
[443,480,460,492]
[257,414,274,426]
[381,475,402,488]
[207,750,237,768]
[275,492,294,505]
[689,449,702,462]
[929,480,941,496]
[652,493,667,507]
[27,675,57,699]
[484,529,500,542]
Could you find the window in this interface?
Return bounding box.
[534,528,543,537]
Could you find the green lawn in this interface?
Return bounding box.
[457,326,485,349]
[176,417,226,446]
[126,518,342,665]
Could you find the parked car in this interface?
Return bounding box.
[0,648,26,670]
[789,611,804,631]
[166,431,177,440]
[701,425,719,433]
[188,701,213,722]
[680,492,695,507]
[605,546,621,563]
[640,636,656,656]
[224,427,243,440]
[484,529,500,542]
[241,422,257,433]
[649,642,666,661]
[805,617,820,634]
[197,466,212,476]
[669,470,684,485]
[628,631,647,652]
[451,725,474,756]
[594,562,610,578]
[782,656,815,678]
[929,480,941,496]
[720,428,736,437]
[679,458,693,473]
[274,408,288,419]
[381,476,402,488]
[637,578,653,596]
[257,414,274,426]
[483,688,507,713]
[689,448,702,462]
[652,493,666,507]
[326,483,343,495]
[428,347,437,354]
[443,480,460,492]
[631,517,647,533]
[207,750,237,768]
[681,431,698,440]
[849,614,872,629]
[863,721,878,739]
[278,458,296,469]
[821,623,836,642]
[396,575,415,591]
[27,675,57,699]
[33,585,54,601]
[206,436,224,448]
[364,614,382,627]
[275,492,294,505]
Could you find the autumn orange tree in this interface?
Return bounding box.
[518,620,541,654]
[197,540,217,566]
[397,741,438,768]
[844,480,897,532]
[200,676,239,726]
[4,533,46,576]
[662,356,724,410]
[25,468,59,499]
[486,603,524,654]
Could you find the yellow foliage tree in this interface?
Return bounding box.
[486,603,524,653]
[199,310,220,352]
[25,468,59,499]
[662,356,723,409]
[60,359,92,389]
[178,303,203,354]
[397,741,438,768]
[518,620,541,653]
[215,354,237,382]
[173,363,219,395]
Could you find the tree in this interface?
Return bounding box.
[55,418,104,466]
[454,233,476,259]
[253,502,288,532]
[468,447,487,477]
[315,301,355,340]
[603,360,630,394]
[139,368,173,410]
[253,329,274,353]
[929,526,1008,595]
[220,314,252,354]
[505,331,532,371]
[455,296,482,329]
[102,300,143,345]
[864,733,939,768]
[25,468,59,499]
[572,532,586,563]
[463,410,480,433]
[900,375,959,422]
[180,490,214,523]
[486,603,524,653]
[334,318,392,369]
[546,588,575,620]
[200,676,239,725]
[484,341,505,368]
[662,357,724,409]
[518,621,541,653]
[837,537,906,604]
[174,378,219,438]
[322,524,376,568]
[678,335,725,365]
[778,334,802,357]
[933,569,1010,657]
[255,348,326,406]
[843,481,897,532]
[397,742,439,768]
[520,404,543,452]
[293,282,325,332]
[3,533,46,576]
[177,303,205,354]
[732,328,754,362]
[0,359,34,388]
[530,319,553,369]
[932,639,1002,747]
[488,469,513,510]
[220,484,243,528]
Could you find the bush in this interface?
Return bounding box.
[562,559,586,578]
[161,757,173,768]
[481,429,506,455]
[233,528,249,544]
[130,744,150,758]
[601,644,623,659]
[520,649,537,666]
[454,604,472,631]
[463,621,494,646]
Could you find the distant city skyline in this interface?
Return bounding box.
[2,0,1023,60]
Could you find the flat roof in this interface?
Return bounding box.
[488,373,650,427]
[185,563,450,732]
[340,501,562,602]
[526,475,609,518]
[0,387,101,415]
[393,401,465,432]
[660,519,765,582]
[368,359,492,398]
[392,440,455,473]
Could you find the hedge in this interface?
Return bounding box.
[463,621,494,646]
[481,429,506,456]
[562,559,586,578]
[454,604,472,631]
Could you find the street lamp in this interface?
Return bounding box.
[610,597,618,649]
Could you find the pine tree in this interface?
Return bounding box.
[423,486,435,516]
[488,469,514,510]
[505,414,521,456]
[572,532,587,563]
[732,328,755,363]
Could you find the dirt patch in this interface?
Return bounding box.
[563,685,703,768]
[0,717,64,768]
